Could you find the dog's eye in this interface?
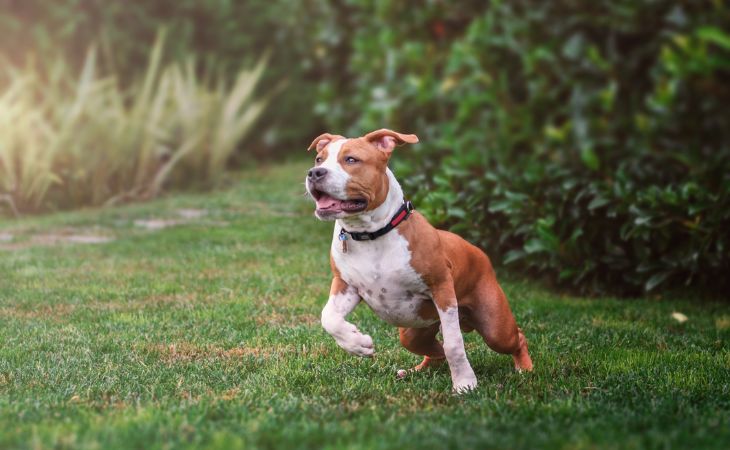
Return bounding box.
[344,156,359,164]
[315,156,323,164]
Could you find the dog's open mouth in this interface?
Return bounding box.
[311,190,367,215]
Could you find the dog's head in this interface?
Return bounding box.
[305,129,418,220]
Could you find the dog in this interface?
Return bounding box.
[305,128,533,392]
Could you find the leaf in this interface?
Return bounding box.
[503,250,526,264]
[644,271,672,292]
[448,207,467,219]
[562,33,585,60]
[524,238,548,254]
[505,191,529,202]
[588,196,610,210]
[488,200,513,213]
[696,26,730,50]
[559,268,576,281]
[671,312,688,324]
[580,147,600,171]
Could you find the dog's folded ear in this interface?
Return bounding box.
[364,129,419,155]
[307,133,345,152]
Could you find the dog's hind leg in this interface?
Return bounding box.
[468,282,533,372]
[397,323,445,377]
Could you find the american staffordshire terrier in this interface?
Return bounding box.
[305,129,533,392]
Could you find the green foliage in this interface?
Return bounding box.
[2,0,729,294]
[0,32,270,214]
[310,0,730,296]
[0,0,324,152]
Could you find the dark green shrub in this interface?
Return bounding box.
[314,0,730,295]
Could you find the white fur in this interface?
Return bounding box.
[331,171,438,328]
[438,306,477,392]
[316,139,351,200]
[320,285,374,357]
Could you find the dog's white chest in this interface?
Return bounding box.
[331,228,437,328]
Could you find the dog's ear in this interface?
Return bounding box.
[364,129,419,155]
[307,133,344,152]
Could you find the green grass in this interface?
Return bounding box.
[1,161,729,450]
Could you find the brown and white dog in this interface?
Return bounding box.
[305,129,533,392]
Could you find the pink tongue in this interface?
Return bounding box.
[316,195,344,210]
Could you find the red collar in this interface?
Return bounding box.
[338,201,414,252]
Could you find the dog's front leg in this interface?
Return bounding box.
[321,277,374,357]
[432,281,477,393]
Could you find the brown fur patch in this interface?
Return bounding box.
[308,133,345,152]
[395,211,529,360]
[329,254,349,296]
[416,299,439,322]
[340,138,391,211]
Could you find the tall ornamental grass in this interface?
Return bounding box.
[0,32,270,215]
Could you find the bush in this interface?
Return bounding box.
[0,32,270,214]
[313,0,730,295]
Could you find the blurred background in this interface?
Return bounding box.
[0,0,728,296]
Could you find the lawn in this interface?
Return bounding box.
[1,161,729,450]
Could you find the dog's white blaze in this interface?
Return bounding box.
[320,285,374,357]
[438,305,477,392]
[316,139,351,199]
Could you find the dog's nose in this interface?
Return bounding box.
[308,167,328,182]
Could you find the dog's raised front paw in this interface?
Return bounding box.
[336,330,374,357]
